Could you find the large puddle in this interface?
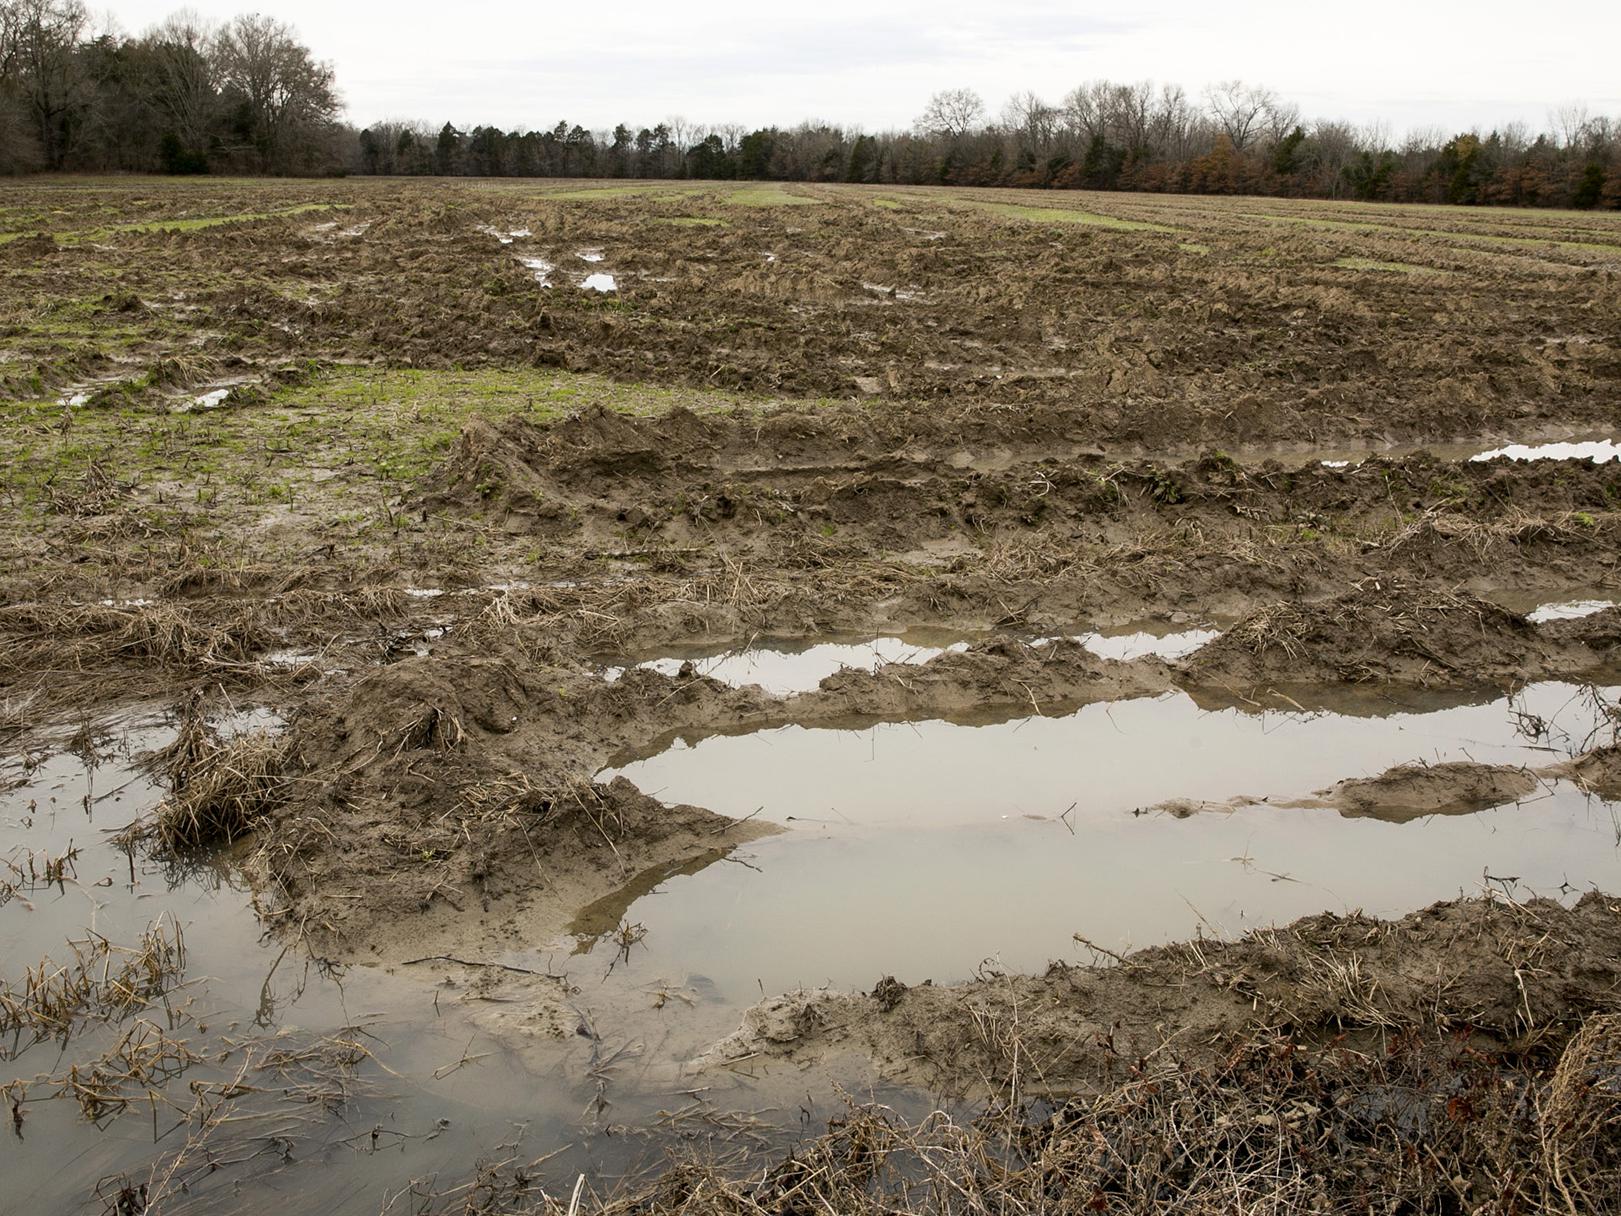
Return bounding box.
[591,682,1620,999]
[10,676,1619,1206]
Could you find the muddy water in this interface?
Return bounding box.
[593,683,1620,1000]
[11,685,1619,1207]
[0,710,781,1212]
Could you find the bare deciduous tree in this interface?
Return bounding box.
[1,0,90,167]
[1204,79,1287,151]
[1002,89,1058,156]
[1061,80,1110,144]
[143,9,217,158]
[915,87,984,138]
[212,12,337,173]
[1552,102,1592,149]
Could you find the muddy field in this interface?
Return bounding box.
[3,177,1621,1213]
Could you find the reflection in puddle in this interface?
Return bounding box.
[1473,439,1621,464]
[605,627,1218,696]
[577,248,606,262]
[592,683,1621,999]
[608,683,1610,829]
[1045,627,1220,661]
[1529,599,1616,623]
[519,255,553,285]
[1286,436,1617,469]
[610,637,966,695]
[581,272,618,292]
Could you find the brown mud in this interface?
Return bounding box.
[8,179,1619,449]
[1152,756,1555,822]
[5,179,1621,1210]
[6,394,1621,964]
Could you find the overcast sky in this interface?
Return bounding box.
[102,0,1621,138]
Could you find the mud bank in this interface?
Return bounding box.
[699,894,1621,1096]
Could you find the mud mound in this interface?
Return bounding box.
[1318,760,1539,821]
[410,405,1621,598]
[1543,604,1621,652]
[255,644,798,957]
[416,418,572,523]
[1181,584,1583,693]
[0,232,56,265]
[808,637,1174,718]
[1554,745,1621,797]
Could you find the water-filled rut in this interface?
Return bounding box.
[588,681,1621,1000]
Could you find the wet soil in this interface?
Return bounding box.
[3,178,1621,1210]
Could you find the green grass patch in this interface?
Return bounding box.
[48,203,345,243]
[656,216,728,227]
[1178,242,1211,255]
[1333,256,1435,274]
[0,366,814,520]
[966,201,1176,232]
[724,186,821,207]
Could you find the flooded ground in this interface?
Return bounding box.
[16,675,1613,1208]
[0,711,860,1213]
[1472,438,1621,464]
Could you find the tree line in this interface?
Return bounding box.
[3,2,1619,210]
[375,84,1621,210]
[0,1,340,174]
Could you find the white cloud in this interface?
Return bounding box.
[108,0,1621,137]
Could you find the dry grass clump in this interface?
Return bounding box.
[89,1027,374,1214]
[1543,1013,1621,1210]
[0,920,186,1053]
[0,844,81,908]
[387,1014,1621,1216]
[38,1018,198,1122]
[397,703,467,752]
[44,460,132,517]
[0,600,269,676]
[139,711,288,852]
[0,690,37,738]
